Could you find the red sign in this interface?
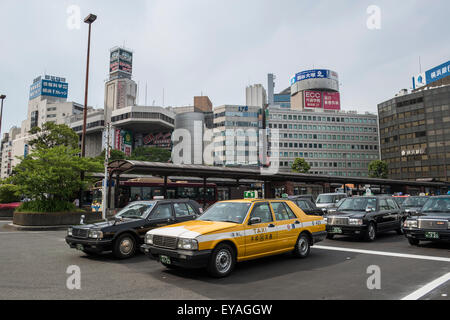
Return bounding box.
[323,92,341,110]
[304,90,322,108]
[114,129,122,150]
[143,132,172,147]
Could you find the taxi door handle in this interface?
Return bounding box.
[268,224,275,228]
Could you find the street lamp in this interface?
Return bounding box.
[0,95,6,137]
[80,13,97,158]
[79,14,96,209]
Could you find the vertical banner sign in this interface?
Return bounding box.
[114,129,122,150]
[323,92,341,110]
[304,91,322,108]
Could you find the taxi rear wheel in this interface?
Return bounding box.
[207,243,236,278]
[293,233,311,258]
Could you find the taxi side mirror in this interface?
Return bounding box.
[249,217,262,225]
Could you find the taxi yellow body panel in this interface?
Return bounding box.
[152,199,325,262]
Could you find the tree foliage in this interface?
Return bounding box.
[368,160,388,179]
[28,122,79,150]
[0,184,21,203]
[129,146,171,162]
[291,158,311,173]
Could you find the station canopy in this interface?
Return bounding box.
[108,160,449,188]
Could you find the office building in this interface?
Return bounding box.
[246,84,267,108]
[378,59,450,182]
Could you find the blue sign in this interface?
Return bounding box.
[29,76,68,100]
[425,60,450,84]
[290,69,331,85]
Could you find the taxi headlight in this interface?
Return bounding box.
[404,220,418,228]
[145,233,153,245]
[349,218,363,225]
[88,230,103,239]
[177,238,198,250]
[67,227,73,236]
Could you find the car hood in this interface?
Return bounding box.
[327,211,366,219]
[73,218,140,230]
[147,220,239,239]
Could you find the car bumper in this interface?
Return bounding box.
[140,244,212,268]
[404,229,450,242]
[312,231,327,243]
[65,236,113,252]
[326,225,368,236]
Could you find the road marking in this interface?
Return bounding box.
[0,231,51,235]
[313,245,450,262]
[401,272,450,300]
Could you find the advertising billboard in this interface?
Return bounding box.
[291,69,336,85]
[304,90,322,108]
[323,92,341,110]
[412,60,450,89]
[110,47,133,76]
[29,75,68,100]
[142,132,172,148]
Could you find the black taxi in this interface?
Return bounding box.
[66,199,201,259]
[403,196,450,245]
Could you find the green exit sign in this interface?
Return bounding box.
[244,191,258,199]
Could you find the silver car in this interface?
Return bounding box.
[316,193,348,214]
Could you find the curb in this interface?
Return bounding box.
[3,223,71,231]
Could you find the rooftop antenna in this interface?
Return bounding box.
[145,82,148,106]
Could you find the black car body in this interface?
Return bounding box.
[399,196,429,216]
[403,196,450,245]
[324,196,405,241]
[65,199,201,259]
[288,196,323,216]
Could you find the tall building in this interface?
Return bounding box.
[194,96,213,112]
[213,105,261,166]
[268,108,379,176]
[378,59,450,182]
[246,84,267,108]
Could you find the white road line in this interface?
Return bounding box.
[402,272,450,300]
[313,245,450,263]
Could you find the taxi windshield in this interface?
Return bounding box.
[421,198,450,215]
[403,197,428,208]
[338,198,377,211]
[116,202,155,219]
[198,202,251,224]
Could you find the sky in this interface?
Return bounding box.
[1,0,449,134]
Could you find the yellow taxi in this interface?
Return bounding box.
[140,198,326,277]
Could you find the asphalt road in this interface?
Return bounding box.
[0,220,449,300]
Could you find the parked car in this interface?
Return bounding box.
[393,195,409,206]
[400,196,429,216]
[65,199,202,259]
[141,199,326,277]
[288,196,324,216]
[288,194,316,204]
[315,193,348,214]
[403,196,450,246]
[324,196,405,241]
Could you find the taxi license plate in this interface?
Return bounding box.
[425,232,439,239]
[332,227,342,234]
[160,255,171,264]
[76,244,84,251]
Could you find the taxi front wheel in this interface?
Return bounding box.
[207,243,236,278]
[293,233,311,258]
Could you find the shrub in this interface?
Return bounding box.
[0,184,21,203]
[15,199,80,213]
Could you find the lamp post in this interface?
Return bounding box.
[80,13,97,158]
[79,14,96,209]
[0,95,5,137]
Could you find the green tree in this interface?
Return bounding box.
[9,146,102,203]
[28,122,79,150]
[0,184,21,203]
[96,148,127,162]
[368,160,388,178]
[291,158,311,173]
[129,146,171,162]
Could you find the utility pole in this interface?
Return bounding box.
[0,95,6,137]
[102,122,111,220]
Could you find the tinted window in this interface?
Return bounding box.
[250,203,273,223]
[174,203,191,217]
[150,204,172,219]
[386,199,398,210]
[296,200,311,210]
[379,199,390,211]
[338,198,377,211]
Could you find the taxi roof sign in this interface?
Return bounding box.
[244,190,259,199]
